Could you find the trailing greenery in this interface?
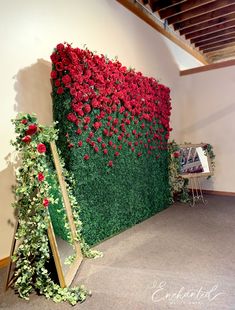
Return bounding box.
[168,140,190,203]
[11,113,101,305]
[202,143,215,179]
[51,43,172,246]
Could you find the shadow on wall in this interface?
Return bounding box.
[0,153,18,246]
[1,59,53,253]
[14,58,53,125]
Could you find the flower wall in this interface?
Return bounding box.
[51,43,172,245]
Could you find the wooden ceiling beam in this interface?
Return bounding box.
[181,13,235,35]
[203,41,235,53]
[191,26,235,43]
[184,18,235,39]
[167,0,235,25]
[200,37,235,51]
[159,0,215,19]
[174,3,235,30]
[205,46,235,61]
[195,33,235,47]
[147,0,185,12]
[116,0,209,64]
[180,58,235,75]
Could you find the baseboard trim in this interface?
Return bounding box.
[0,257,10,269]
[189,189,235,197]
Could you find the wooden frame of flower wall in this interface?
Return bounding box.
[51,43,172,246]
[9,113,101,305]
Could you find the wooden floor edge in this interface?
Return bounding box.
[0,256,10,269]
[189,189,235,197]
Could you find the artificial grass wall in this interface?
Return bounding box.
[51,43,172,245]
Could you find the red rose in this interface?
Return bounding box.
[97,137,102,143]
[137,152,142,157]
[55,62,64,71]
[50,70,57,79]
[114,151,120,157]
[56,43,64,51]
[119,106,125,114]
[67,113,77,123]
[76,128,82,135]
[113,118,119,126]
[84,154,90,160]
[94,147,99,153]
[62,74,71,84]
[173,151,180,158]
[91,98,99,108]
[101,143,106,149]
[78,141,83,147]
[84,116,90,124]
[38,172,44,182]
[103,149,108,155]
[54,79,60,87]
[77,109,84,117]
[89,132,94,138]
[68,143,74,149]
[43,198,49,207]
[57,87,64,94]
[21,119,28,124]
[83,104,91,114]
[108,141,113,146]
[37,143,46,153]
[108,160,113,167]
[26,124,37,135]
[22,135,31,143]
[93,122,102,131]
[103,129,109,136]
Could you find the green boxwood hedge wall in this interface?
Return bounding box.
[50,43,172,246]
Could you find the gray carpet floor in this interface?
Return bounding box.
[0,195,235,309]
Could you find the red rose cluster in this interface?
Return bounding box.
[51,43,172,167]
[21,123,38,143]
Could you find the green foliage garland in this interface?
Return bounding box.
[11,113,101,305]
[202,143,216,179]
[168,140,189,203]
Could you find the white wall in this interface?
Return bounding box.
[178,67,235,192]
[0,0,182,259]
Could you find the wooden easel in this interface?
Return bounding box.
[4,220,19,291]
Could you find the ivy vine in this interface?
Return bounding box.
[11,113,102,305]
